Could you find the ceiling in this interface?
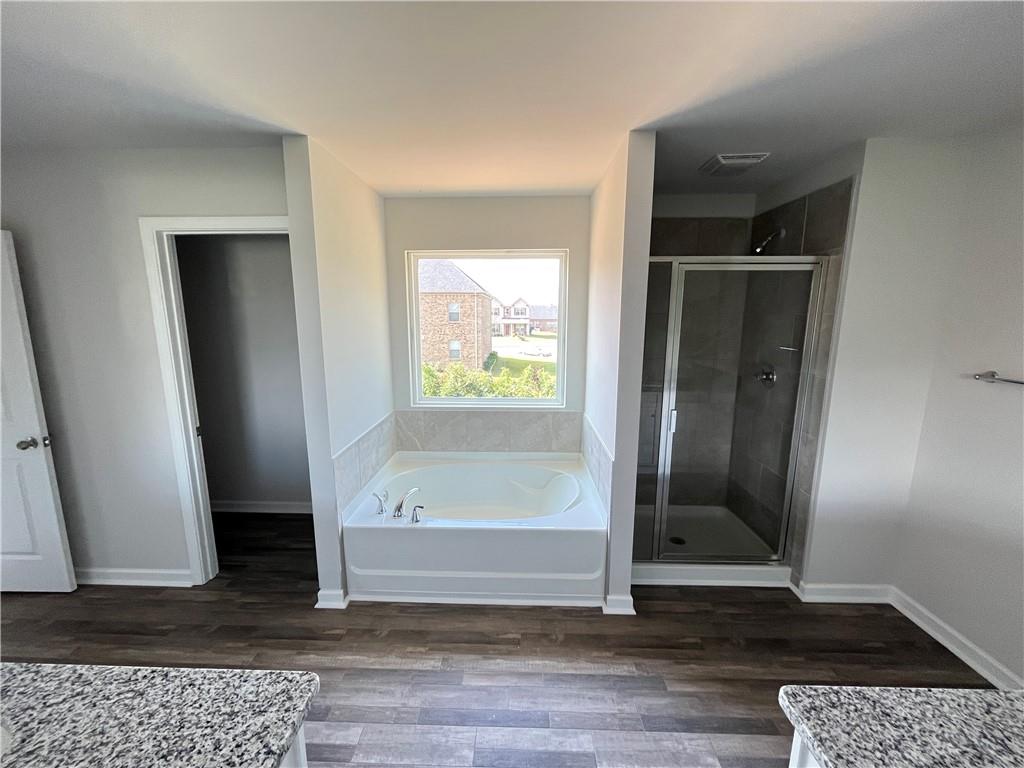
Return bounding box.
[3,2,1021,195]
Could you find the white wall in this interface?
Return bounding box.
[585,145,630,451]
[383,195,591,412]
[895,125,1024,684]
[0,146,288,577]
[805,126,1024,686]
[282,136,393,602]
[585,131,656,612]
[176,234,311,509]
[807,138,963,586]
[309,144,393,453]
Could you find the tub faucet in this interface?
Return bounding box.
[393,487,420,518]
[371,491,388,515]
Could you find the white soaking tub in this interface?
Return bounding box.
[342,453,607,606]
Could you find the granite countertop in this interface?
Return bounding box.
[1,662,319,768]
[779,685,1024,768]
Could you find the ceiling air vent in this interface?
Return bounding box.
[698,152,771,177]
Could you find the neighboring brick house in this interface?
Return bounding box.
[417,260,493,370]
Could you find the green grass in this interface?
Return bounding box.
[529,331,557,339]
[492,356,556,377]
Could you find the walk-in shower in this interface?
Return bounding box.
[634,257,822,562]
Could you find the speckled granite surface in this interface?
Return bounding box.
[1,662,319,768]
[779,685,1024,768]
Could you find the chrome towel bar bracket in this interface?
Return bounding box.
[973,370,1024,386]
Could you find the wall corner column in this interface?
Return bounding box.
[281,136,346,604]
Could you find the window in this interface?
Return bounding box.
[408,250,567,406]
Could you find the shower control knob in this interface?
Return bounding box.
[754,366,778,388]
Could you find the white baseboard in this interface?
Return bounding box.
[791,581,892,603]
[315,589,350,609]
[633,563,792,587]
[602,594,636,615]
[346,591,604,609]
[211,500,313,515]
[792,580,1023,690]
[889,586,1024,691]
[75,567,194,587]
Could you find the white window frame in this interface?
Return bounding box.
[448,339,462,359]
[407,249,568,409]
[447,302,461,322]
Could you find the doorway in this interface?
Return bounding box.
[173,234,314,581]
[635,257,822,562]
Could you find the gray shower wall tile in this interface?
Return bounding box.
[650,217,751,257]
[787,489,813,584]
[795,429,818,496]
[395,409,583,453]
[650,218,699,256]
[696,218,750,255]
[750,197,806,255]
[803,178,853,254]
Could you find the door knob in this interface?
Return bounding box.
[16,437,39,450]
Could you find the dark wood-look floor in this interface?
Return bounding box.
[2,514,988,768]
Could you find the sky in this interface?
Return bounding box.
[454,258,561,306]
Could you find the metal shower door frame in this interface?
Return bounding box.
[648,255,826,563]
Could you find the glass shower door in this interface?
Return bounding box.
[639,262,818,562]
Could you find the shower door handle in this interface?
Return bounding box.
[668,409,678,433]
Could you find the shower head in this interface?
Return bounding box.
[753,228,786,254]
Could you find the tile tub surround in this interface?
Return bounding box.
[395,409,583,453]
[334,412,397,511]
[778,685,1023,768]
[0,662,319,768]
[582,414,612,508]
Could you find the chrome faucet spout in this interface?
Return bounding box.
[393,487,420,518]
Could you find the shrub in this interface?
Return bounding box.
[422,362,555,399]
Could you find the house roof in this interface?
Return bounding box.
[530,304,559,320]
[418,260,490,295]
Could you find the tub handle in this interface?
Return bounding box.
[411,505,424,524]
[372,491,389,515]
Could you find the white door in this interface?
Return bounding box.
[1,231,76,591]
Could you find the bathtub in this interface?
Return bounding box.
[342,453,607,606]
